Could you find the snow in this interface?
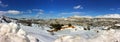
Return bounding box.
[1,22,120,42]
[54,29,120,42]
[1,16,120,42]
[0,22,38,42]
[1,21,120,42]
[20,25,57,42]
[115,24,120,26]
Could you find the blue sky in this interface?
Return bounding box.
[0,0,120,18]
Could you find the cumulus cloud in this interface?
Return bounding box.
[0,1,8,7]
[0,10,21,15]
[73,5,83,9]
[7,10,21,14]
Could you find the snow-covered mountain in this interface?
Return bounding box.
[0,15,17,23]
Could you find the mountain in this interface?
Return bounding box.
[0,15,18,23]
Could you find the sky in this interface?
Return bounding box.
[0,0,120,18]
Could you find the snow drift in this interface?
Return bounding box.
[54,28,120,42]
[0,22,38,42]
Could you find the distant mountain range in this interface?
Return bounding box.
[1,14,120,27]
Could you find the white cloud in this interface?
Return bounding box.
[7,10,21,14]
[96,14,120,18]
[68,14,120,18]
[0,11,6,15]
[0,11,5,13]
[73,5,83,9]
[0,10,21,15]
[0,1,8,7]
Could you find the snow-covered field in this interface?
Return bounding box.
[1,22,120,42]
[0,16,120,42]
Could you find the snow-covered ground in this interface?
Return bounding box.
[19,24,120,42]
[1,15,120,42]
[0,22,119,42]
[54,29,120,42]
[1,22,120,42]
[0,22,39,42]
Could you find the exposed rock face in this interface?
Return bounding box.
[0,22,38,42]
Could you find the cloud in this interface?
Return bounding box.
[58,12,85,18]
[0,1,8,7]
[0,11,6,15]
[32,9,44,11]
[7,10,21,14]
[73,5,83,9]
[61,12,84,15]
[68,13,120,18]
[109,8,120,10]
[96,14,120,18]
[26,10,32,13]
[0,10,21,15]
[33,9,44,18]
[109,8,115,10]
[36,9,44,15]
[70,14,120,18]
[70,15,93,18]
[32,9,44,14]
[118,8,120,9]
